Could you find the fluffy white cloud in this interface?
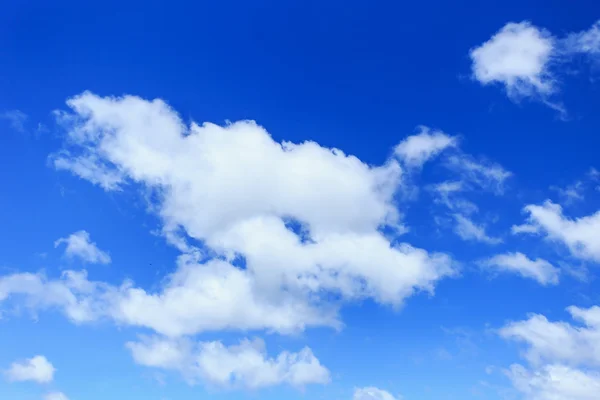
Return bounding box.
[481,252,559,285]
[470,22,555,99]
[452,214,502,245]
[353,386,399,400]
[44,392,69,400]
[5,356,55,384]
[55,230,111,264]
[127,336,330,389]
[513,201,600,262]
[470,19,600,109]
[39,92,455,336]
[394,126,457,168]
[0,270,113,323]
[506,363,600,400]
[501,306,600,399]
[500,305,600,367]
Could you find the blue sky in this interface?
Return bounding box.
[1,1,600,400]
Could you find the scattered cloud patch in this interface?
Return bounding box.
[514,201,600,262]
[470,22,555,99]
[481,252,559,285]
[5,355,55,384]
[0,110,28,133]
[394,126,457,168]
[564,21,600,57]
[127,336,330,389]
[506,363,600,400]
[500,305,600,367]
[501,306,600,399]
[453,214,502,245]
[55,230,111,264]
[445,155,512,195]
[551,181,585,204]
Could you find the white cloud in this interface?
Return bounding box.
[394,126,457,168]
[564,20,600,56]
[453,214,502,245]
[0,269,116,323]
[5,355,55,384]
[353,386,399,400]
[470,19,600,111]
[45,392,69,400]
[55,230,111,264]
[34,92,454,337]
[506,363,600,400]
[514,200,600,262]
[500,305,600,367]
[0,110,28,133]
[501,305,600,399]
[470,22,555,99]
[53,152,124,191]
[127,336,330,389]
[481,252,559,285]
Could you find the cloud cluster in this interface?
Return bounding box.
[394,126,457,168]
[470,22,555,99]
[0,92,469,389]
[500,306,600,399]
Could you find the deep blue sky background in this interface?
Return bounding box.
[1,1,600,399]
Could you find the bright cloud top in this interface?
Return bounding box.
[55,230,111,264]
[4,355,55,384]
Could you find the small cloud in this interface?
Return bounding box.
[453,214,502,245]
[470,19,600,113]
[550,180,585,204]
[470,22,555,100]
[480,252,560,285]
[55,230,111,264]
[394,126,457,168]
[0,110,28,133]
[5,355,55,384]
